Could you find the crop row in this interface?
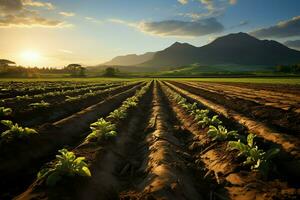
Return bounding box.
[18,81,152,193]
[0,82,121,107]
[162,82,280,178]
[2,82,138,126]
[0,81,114,99]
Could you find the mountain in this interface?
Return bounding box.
[104,52,155,66]
[140,32,300,67]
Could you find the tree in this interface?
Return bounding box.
[103,67,117,77]
[0,59,15,67]
[64,64,86,76]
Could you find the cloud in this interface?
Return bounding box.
[60,11,75,17]
[0,0,23,12]
[229,20,249,29]
[251,16,300,38]
[85,16,102,24]
[0,10,70,27]
[110,18,224,37]
[178,0,238,21]
[284,40,300,50]
[200,0,215,11]
[0,0,70,28]
[59,49,73,54]
[22,0,54,10]
[178,0,188,5]
[179,12,214,20]
[229,0,237,5]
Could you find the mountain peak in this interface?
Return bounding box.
[168,42,196,50]
[213,32,259,43]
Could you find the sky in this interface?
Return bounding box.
[0,0,299,67]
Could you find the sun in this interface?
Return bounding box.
[21,50,41,63]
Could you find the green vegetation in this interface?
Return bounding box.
[0,107,12,117]
[85,82,151,142]
[1,120,38,142]
[86,118,117,142]
[163,84,280,178]
[37,149,91,186]
[161,77,300,84]
[29,100,50,108]
[207,125,238,141]
[103,67,119,77]
[276,64,300,73]
[197,115,222,128]
[228,133,280,177]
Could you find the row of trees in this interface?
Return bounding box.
[276,64,300,73]
[0,59,119,77]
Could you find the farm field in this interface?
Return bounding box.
[0,79,299,200]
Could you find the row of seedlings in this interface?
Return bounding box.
[162,84,280,180]
[3,82,135,117]
[0,107,38,146]
[0,81,112,99]
[0,82,121,108]
[34,82,152,187]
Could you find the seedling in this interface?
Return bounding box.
[108,109,127,120]
[182,102,198,112]
[192,109,209,121]
[37,149,91,186]
[29,100,50,108]
[207,125,238,141]
[16,95,31,101]
[0,107,12,117]
[86,118,117,141]
[65,95,80,102]
[1,120,37,142]
[197,115,222,128]
[228,133,280,177]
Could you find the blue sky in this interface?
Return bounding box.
[0,0,299,67]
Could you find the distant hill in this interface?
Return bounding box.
[140,32,300,67]
[104,52,155,66]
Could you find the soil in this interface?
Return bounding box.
[1,80,299,200]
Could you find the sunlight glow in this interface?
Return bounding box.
[21,50,41,63]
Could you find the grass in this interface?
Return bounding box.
[0,77,144,82]
[159,77,300,84]
[0,77,300,84]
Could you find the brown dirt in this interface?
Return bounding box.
[15,81,154,200]
[169,81,300,135]
[160,81,300,200]
[3,80,300,200]
[13,82,142,127]
[0,83,144,200]
[165,81,300,159]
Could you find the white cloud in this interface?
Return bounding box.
[59,12,75,17]
[59,49,73,54]
[110,18,224,37]
[251,16,300,38]
[85,16,102,24]
[22,0,54,10]
[229,0,237,5]
[178,0,188,5]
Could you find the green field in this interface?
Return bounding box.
[1,77,300,84]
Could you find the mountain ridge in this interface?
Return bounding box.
[99,32,300,71]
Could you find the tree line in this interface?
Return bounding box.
[0,59,120,77]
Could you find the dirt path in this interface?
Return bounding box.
[119,81,207,200]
